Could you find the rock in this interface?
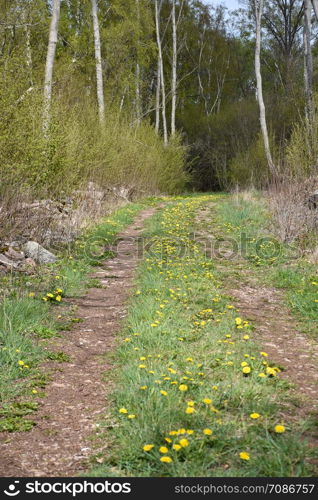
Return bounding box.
[19,258,37,272]
[23,241,57,264]
[4,247,25,261]
[308,190,318,209]
[0,253,18,269]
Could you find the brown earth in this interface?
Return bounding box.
[0,207,157,477]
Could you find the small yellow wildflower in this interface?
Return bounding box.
[203,428,213,435]
[159,446,169,454]
[239,452,250,461]
[172,444,181,451]
[179,384,188,391]
[143,444,154,452]
[274,424,286,433]
[185,407,195,414]
[160,390,168,396]
[160,456,172,463]
[250,413,261,419]
[202,398,212,404]
[119,408,128,414]
[179,438,189,447]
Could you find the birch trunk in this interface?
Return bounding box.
[43,0,61,133]
[254,0,275,174]
[171,0,177,136]
[155,0,168,145]
[155,55,161,133]
[22,3,33,86]
[91,0,105,124]
[135,0,141,125]
[304,0,314,127]
[312,0,318,20]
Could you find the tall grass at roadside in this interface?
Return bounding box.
[89,196,314,477]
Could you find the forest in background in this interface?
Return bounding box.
[0,0,318,203]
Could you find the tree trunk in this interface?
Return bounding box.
[254,0,275,174]
[155,54,161,133]
[91,0,105,124]
[22,2,33,86]
[304,0,314,127]
[171,0,177,136]
[135,0,141,125]
[43,0,61,133]
[312,0,318,20]
[155,0,168,145]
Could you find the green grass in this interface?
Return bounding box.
[88,195,315,477]
[0,199,156,430]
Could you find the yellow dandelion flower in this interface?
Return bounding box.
[203,428,213,435]
[179,438,189,447]
[160,390,168,396]
[185,407,195,414]
[160,456,172,463]
[242,366,251,374]
[239,452,250,461]
[172,444,181,451]
[274,424,286,433]
[119,408,128,414]
[202,398,212,404]
[250,412,261,419]
[159,446,169,454]
[128,414,136,419]
[179,384,188,391]
[143,444,154,452]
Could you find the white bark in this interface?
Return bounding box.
[22,3,33,86]
[312,0,318,20]
[155,55,161,133]
[135,0,141,125]
[171,0,177,135]
[91,0,105,123]
[43,0,61,133]
[155,0,168,145]
[254,0,275,174]
[304,0,314,125]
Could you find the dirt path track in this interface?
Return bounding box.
[0,207,156,477]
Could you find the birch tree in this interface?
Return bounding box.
[91,0,105,123]
[171,0,177,136]
[312,0,318,19]
[253,0,275,174]
[43,0,61,133]
[155,56,161,133]
[135,0,142,125]
[155,0,168,145]
[304,0,314,128]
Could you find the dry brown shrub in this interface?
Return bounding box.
[268,176,318,245]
